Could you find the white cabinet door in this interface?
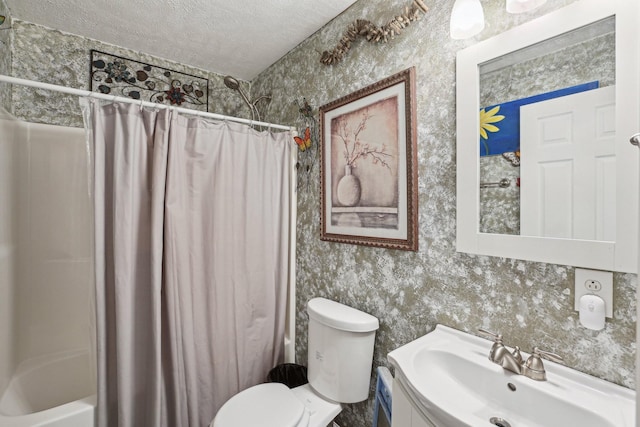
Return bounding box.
[391,378,413,427]
[520,85,616,240]
[391,378,436,427]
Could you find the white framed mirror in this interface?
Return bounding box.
[456,0,639,272]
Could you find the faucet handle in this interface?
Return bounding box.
[534,347,564,364]
[478,328,503,342]
[523,347,563,381]
[478,329,505,364]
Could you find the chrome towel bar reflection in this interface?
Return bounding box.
[480,178,510,189]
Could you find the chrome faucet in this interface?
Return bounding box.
[478,329,563,381]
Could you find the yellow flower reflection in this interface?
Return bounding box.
[479,106,505,140]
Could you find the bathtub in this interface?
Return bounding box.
[0,349,96,427]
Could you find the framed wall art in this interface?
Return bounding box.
[320,67,418,251]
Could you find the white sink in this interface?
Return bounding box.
[388,325,635,427]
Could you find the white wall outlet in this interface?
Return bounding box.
[574,268,613,318]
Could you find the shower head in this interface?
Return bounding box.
[223,75,241,91]
[223,75,256,122]
[222,75,270,125]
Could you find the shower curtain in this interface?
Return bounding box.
[84,100,293,427]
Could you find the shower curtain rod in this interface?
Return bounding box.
[0,74,295,131]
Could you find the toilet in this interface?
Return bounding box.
[212,297,379,427]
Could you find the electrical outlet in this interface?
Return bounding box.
[574,268,613,318]
[584,280,602,291]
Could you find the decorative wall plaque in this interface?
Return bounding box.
[90,50,209,111]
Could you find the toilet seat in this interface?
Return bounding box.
[212,383,308,427]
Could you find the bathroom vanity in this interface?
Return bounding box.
[387,325,635,427]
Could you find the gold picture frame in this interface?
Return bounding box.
[320,67,418,251]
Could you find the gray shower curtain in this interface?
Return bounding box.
[86,100,292,427]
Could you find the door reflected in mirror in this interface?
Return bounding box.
[478,17,615,241]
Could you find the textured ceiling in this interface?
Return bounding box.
[3,0,358,81]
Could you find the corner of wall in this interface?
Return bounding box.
[0,0,13,113]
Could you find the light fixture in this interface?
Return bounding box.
[450,0,485,40]
[506,0,547,14]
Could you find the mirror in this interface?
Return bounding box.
[456,0,639,272]
[479,18,615,238]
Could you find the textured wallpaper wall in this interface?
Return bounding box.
[4,20,249,127]
[251,1,636,426]
[2,2,636,427]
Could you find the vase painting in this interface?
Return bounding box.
[336,165,362,206]
[329,97,399,222]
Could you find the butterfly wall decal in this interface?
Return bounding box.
[0,16,5,26]
[294,127,312,152]
[297,98,313,119]
[502,150,520,166]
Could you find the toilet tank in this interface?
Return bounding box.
[306,298,379,403]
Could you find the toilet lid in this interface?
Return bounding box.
[213,383,306,427]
